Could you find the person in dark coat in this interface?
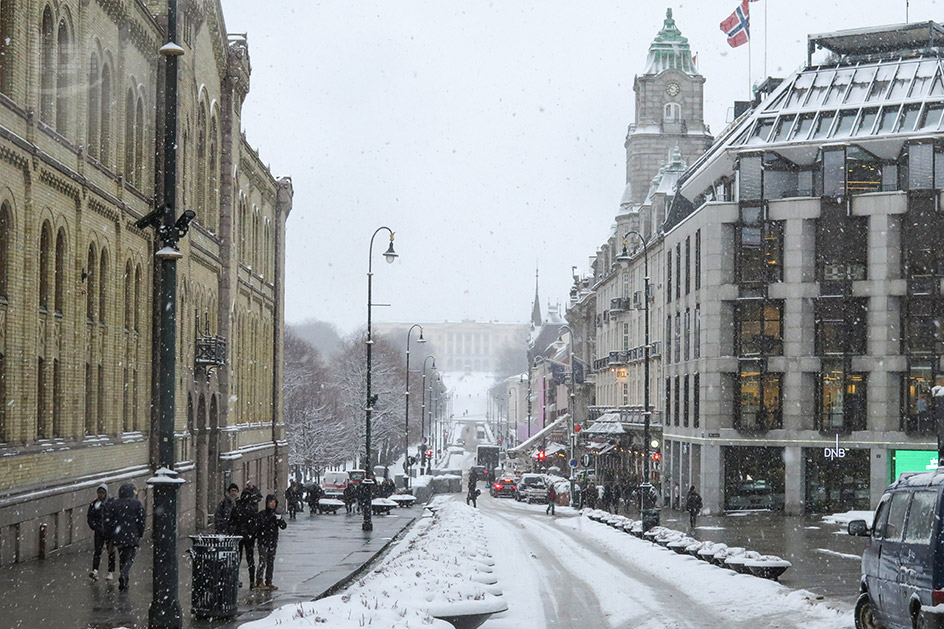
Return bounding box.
[380,477,396,498]
[546,484,557,515]
[245,481,263,509]
[602,482,615,514]
[466,477,480,508]
[342,483,356,514]
[305,483,324,514]
[253,494,287,590]
[686,486,703,528]
[230,489,259,587]
[285,480,302,520]
[214,483,239,533]
[103,483,146,592]
[87,483,115,581]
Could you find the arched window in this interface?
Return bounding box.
[124,88,134,183]
[99,64,111,164]
[38,221,51,310]
[0,202,9,298]
[134,97,144,188]
[133,264,141,331]
[56,19,70,134]
[208,119,218,232]
[54,228,65,313]
[0,0,14,95]
[123,260,131,329]
[196,106,206,219]
[40,6,54,122]
[85,244,96,321]
[84,362,92,435]
[132,367,138,430]
[664,102,681,122]
[97,363,104,434]
[52,358,61,437]
[87,53,100,159]
[37,357,46,438]
[122,366,129,432]
[98,248,106,324]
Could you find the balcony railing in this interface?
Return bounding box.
[610,297,631,313]
[195,335,227,368]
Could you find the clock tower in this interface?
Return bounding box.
[624,9,713,206]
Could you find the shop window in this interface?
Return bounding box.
[735,364,782,431]
[845,146,883,194]
[804,448,870,513]
[723,446,785,510]
[816,361,867,432]
[903,361,944,434]
[822,148,846,196]
[814,298,867,355]
[736,300,783,356]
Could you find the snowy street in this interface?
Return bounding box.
[480,494,852,628]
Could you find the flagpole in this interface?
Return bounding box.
[764,0,768,79]
[748,28,752,98]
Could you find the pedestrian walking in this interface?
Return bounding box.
[285,480,302,520]
[103,483,146,592]
[245,480,263,507]
[214,483,240,533]
[87,483,115,581]
[253,494,287,590]
[686,486,703,529]
[672,482,681,510]
[306,483,324,515]
[342,483,356,514]
[466,477,480,508]
[380,477,396,498]
[230,489,259,588]
[602,482,615,514]
[546,484,557,515]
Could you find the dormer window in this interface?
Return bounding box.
[664,102,682,122]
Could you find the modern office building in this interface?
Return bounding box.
[663,21,944,514]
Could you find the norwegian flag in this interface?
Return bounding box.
[720,0,751,48]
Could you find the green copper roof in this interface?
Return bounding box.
[644,8,699,77]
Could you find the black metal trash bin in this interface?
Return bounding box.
[189,534,241,619]
[642,508,661,532]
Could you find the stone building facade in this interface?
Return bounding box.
[0,0,289,565]
[566,10,710,487]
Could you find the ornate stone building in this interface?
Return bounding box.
[0,0,289,565]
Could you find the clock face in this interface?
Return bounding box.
[665,82,680,97]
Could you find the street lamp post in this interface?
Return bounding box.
[619,230,656,527]
[364,227,398,532]
[142,3,193,625]
[558,324,578,505]
[404,325,425,491]
[421,356,436,474]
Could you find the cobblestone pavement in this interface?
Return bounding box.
[0,503,421,629]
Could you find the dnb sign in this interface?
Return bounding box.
[824,434,846,461]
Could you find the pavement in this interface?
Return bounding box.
[0,503,422,629]
[635,507,866,604]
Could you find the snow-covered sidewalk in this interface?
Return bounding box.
[241,498,505,628]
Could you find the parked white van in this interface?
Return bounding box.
[322,471,350,498]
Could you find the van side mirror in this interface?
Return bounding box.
[848,519,870,537]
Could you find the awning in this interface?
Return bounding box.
[507,414,568,455]
[595,412,620,423]
[583,421,626,435]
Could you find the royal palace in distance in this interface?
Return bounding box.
[0,0,290,564]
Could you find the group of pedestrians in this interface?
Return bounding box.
[214,480,287,591]
[86,482,147,592]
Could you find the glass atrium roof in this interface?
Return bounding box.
[735,57,944,149]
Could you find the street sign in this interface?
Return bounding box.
[574,423,581,433]
[580,454,591,467]
[569,459,578,468]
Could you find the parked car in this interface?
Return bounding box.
[848,469,944,629]
[321,470,350,498]
[490,476,517,498]
[516,474,547,504]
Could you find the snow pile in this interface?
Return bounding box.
[242,498,506,629]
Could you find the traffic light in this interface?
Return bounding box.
[426,450,433,459]
[537,450,546,461]
[652,452,662,462]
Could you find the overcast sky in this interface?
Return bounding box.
[222,0,934,334]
